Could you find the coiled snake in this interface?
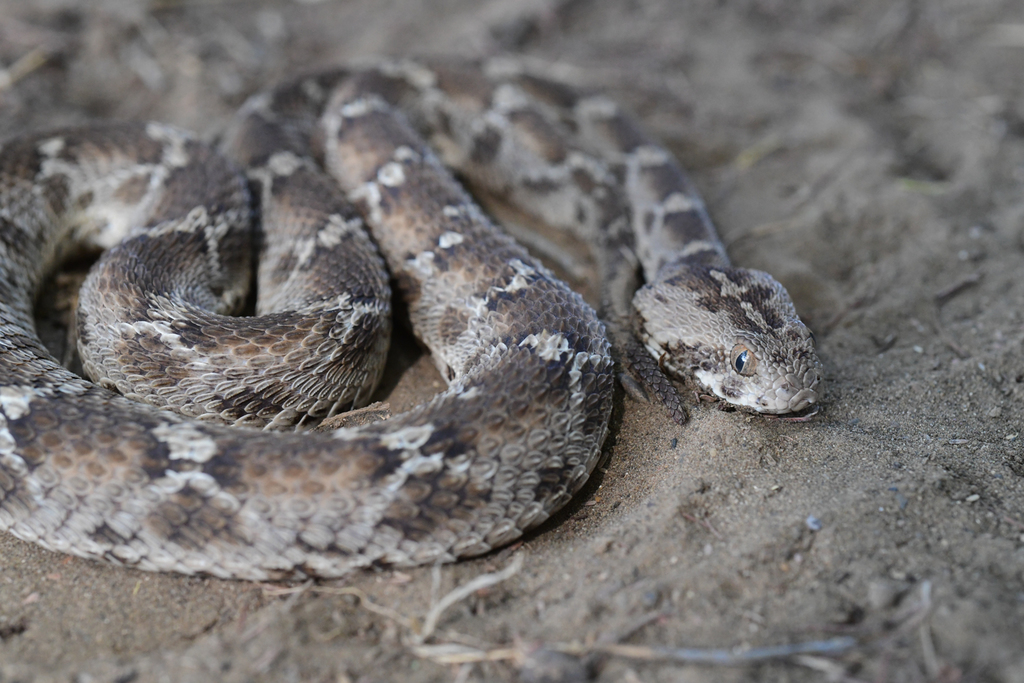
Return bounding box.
[0,59,820,579]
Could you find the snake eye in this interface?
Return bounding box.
[730,344,757,376]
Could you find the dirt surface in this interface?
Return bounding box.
[1,0,1023,681]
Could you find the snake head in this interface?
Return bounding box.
[632,263,822,414]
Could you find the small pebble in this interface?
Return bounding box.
[806,515,822,531]
[987,407,1002,419]
[965,494,980,503]
[868,580,900,609]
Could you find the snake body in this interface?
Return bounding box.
[0,60,818,579]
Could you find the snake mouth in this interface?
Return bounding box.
[746,393,816,415]
[743,390,817,416]
[760,403,821,422]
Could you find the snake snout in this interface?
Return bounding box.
[765,366,820,414]
[786,387,818,413]
[783,365,821,413]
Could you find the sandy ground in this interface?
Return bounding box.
[1,0,1023,681]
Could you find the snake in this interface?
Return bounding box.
[0,59,821,580]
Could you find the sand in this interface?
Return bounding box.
[1,0,1022,681]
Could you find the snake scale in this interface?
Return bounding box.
[0,59,820,579]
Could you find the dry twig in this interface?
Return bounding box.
[258,556,940,678]
[679,511,724,539]
[261,554,524,641]
[419,554,524,642]
[934,272,982,305]
[0,46,50,93]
